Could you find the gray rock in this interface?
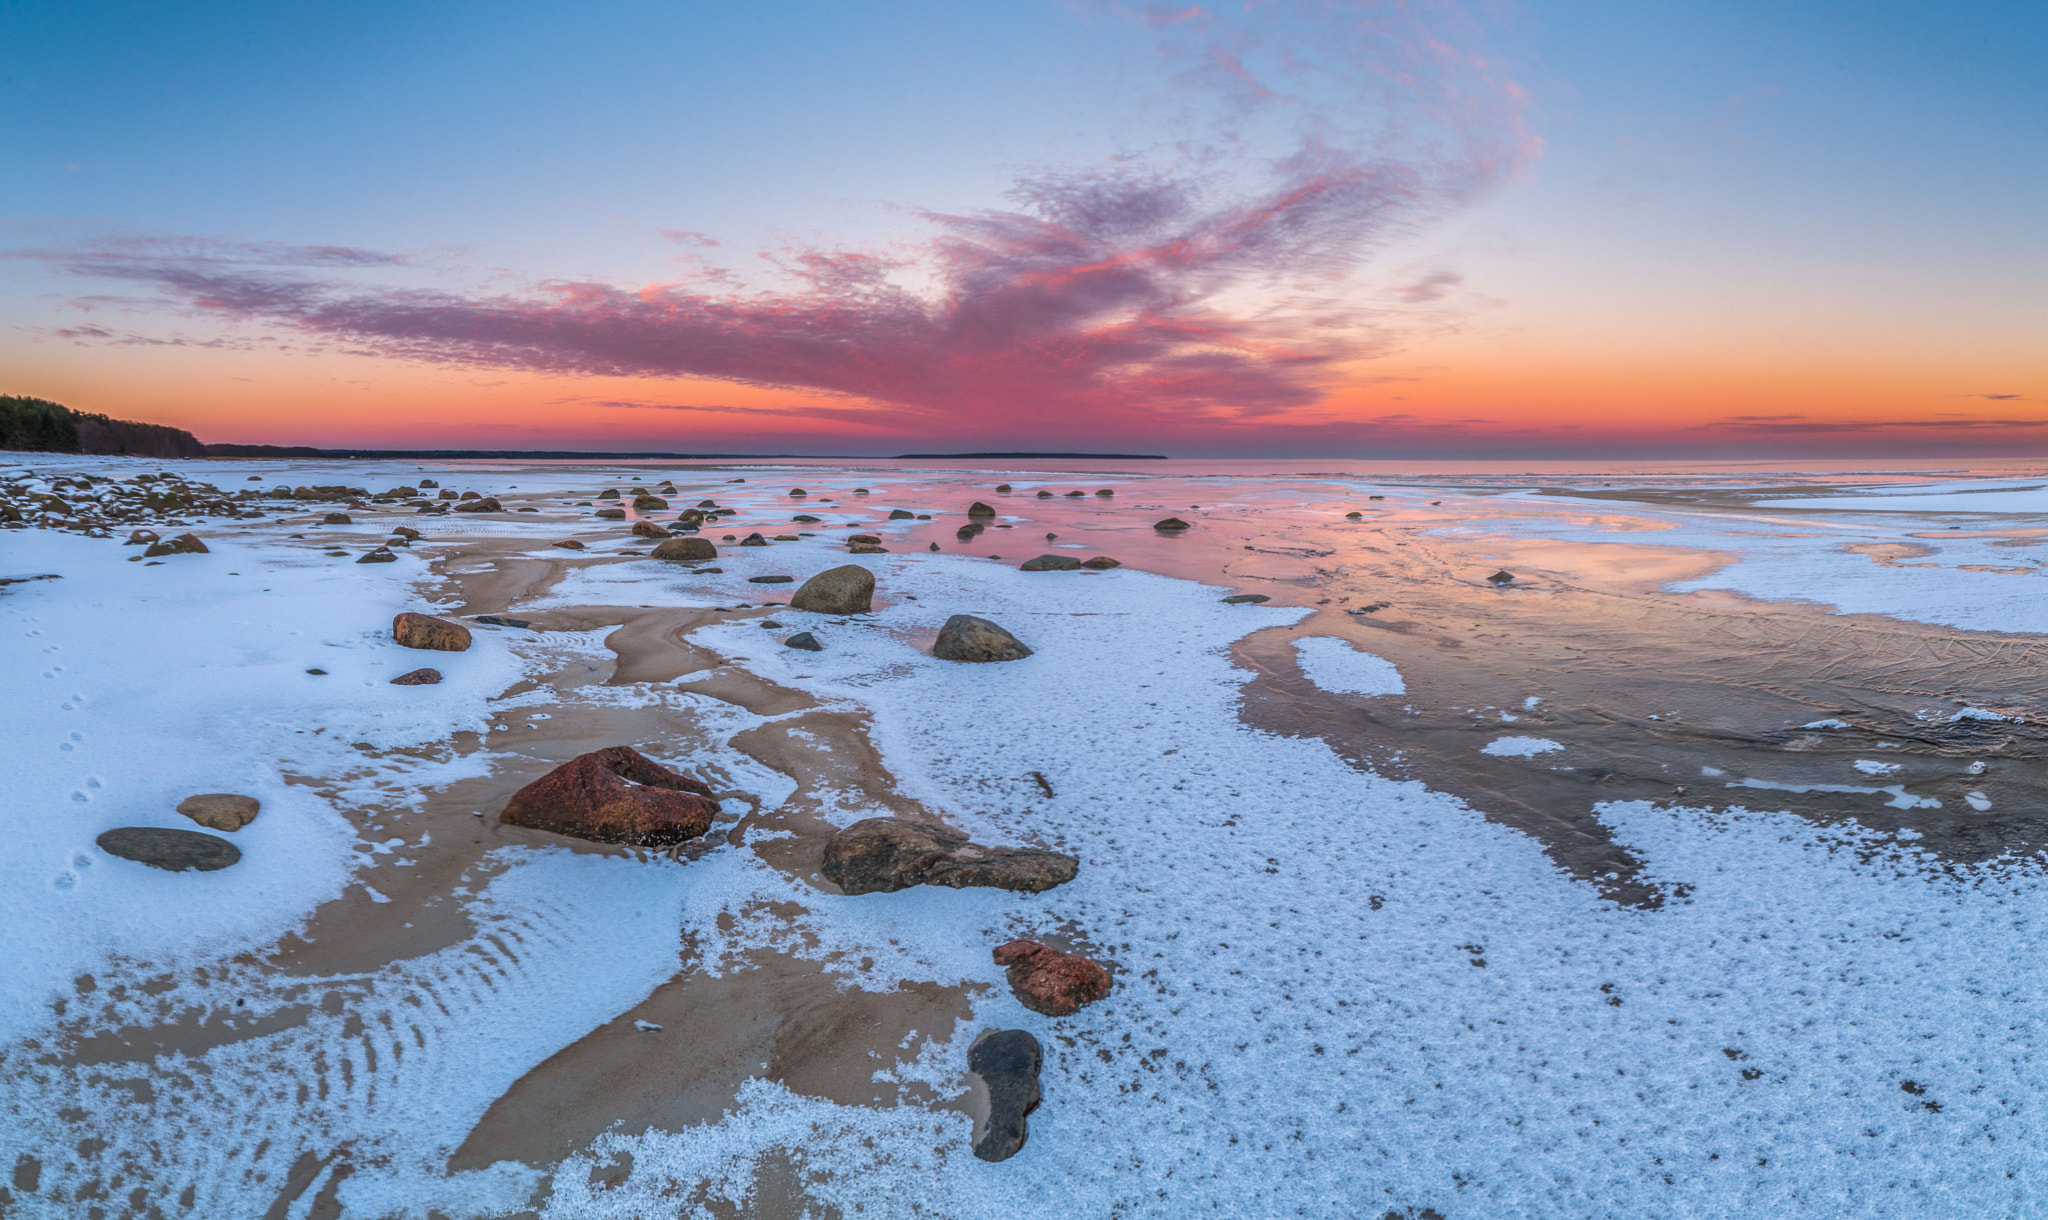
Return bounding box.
[791,564,875,615]
[356,548,397,563]
[740,533,769,547]
[1153,517,1191,531]
[820,817,1077,896]
[748,574,794,584]
[1080,556,1120,570]
[889,509,916,520]
[1019,554,1080,571]
[934,614,1032,662]
[970,1029,1043,1163]
[968,501,997,517]
[784,631,824,651]
[98,827,241,872]
[1488,569,1515,584]
[474,615,534,629]
[176,793,260,832]
[1221,593,1270,604]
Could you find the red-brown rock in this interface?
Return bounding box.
[501,746,719,847]
[392,612,472,651]
[452,496,503,513]
[993,940,1112,1017]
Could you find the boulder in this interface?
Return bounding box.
[995,483,1012,493]
[633,494,669,511]
[475,615,534,629]
[791,564,875,615]
[820,817,1077,895]
[391,526,421,539]
[934,615,1032,663]
[357,548,398,563]
[419,478,440,488]
[748,574,793,584]
[453,496,503,513]
[1488,570,1515,584]
[1020,554,1080,572]
[391,667,443,685]
[967,501,996,517]
[596,508,627,520]
[773,534,800,541]
[849,544,887,554]
[1345,511,1363,519]
[847,534,881,545]
[142,533,208,557]
[321,512,353,525]
[598,488,620,499]
[438,489,459,500]
[1094,489,1114,497]
[1036,490,1053,498]
[553,539,586,550]
[739,533,768,547]
[631,520,672,539]
[784,631,823,651]
[392,612,472,652]
[125,529,160,546]
[793,514,821,523]
[696,499,718,508]
[993,940,1113,1017]
[789,488,807,496]
[459,491,480,500]
[888,509,915,520]
[1080,557,1120,570]
[1153,517,1191,531]
[501,745,719,847]
[176,793,260,833]
[1221,593,1270,604]
[97,827,241,872]
[651,537,716,562]
[969,1030,1043,1163]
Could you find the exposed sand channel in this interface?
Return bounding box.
[6,456,2048,1217]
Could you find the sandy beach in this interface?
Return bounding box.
[6,456,2048,1217]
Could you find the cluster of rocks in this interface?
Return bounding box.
[96,792,262,872]
[0,470,269,537]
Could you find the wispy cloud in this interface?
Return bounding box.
[11,2,1534,435]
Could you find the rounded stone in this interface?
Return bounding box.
[791,565,875,615]
[97,827,242,872]
[176,793,260,832]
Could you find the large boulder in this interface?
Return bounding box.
[651,536,716,562]
[501,746,720,847]
[821,818,1076,895]
[1153,517,1191,531]
[994,940,1113,1017]
[176,793,260,833]
[791,564,875,615]
[739,533,768,547]
[631,520,672,539]
[933,615,1032,663]
[967,501,997,517]
[453,496,503,512]
[142,532,208,557]
[392,612,472,652]
[97,827,240,872]
[970,1030,1043,1163]
[595,507,626,520]
[633,494,670,511]
[1019,554,1080,572]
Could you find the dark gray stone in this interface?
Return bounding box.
[748,574,794,584]
[784,631,823,651]
[970,1029,1043,1163]
[934,614,1032,662]
[1019,554,1081,572]
[97,827,241,872]
[1221,593,1270,604]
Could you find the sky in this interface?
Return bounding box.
[2,0,2043,458]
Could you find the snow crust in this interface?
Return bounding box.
[1292,634,1405,696]
[2,455,2044,1217]
[1481,735,1564,757]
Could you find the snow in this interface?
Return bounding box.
[2,454,2045,1217]
[1481,735,1564,757]
[1292,635,1405,696]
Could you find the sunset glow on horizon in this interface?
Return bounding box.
[4,0,2042,458]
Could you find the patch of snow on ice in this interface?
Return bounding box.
[1291,635,1404,697]
[1481,735,1563,757]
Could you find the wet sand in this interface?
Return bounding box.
[20,462,2048,1213]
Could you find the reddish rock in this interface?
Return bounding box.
[553,539,586,550]
[501,746,720,846]
[632,519,672,539]
[993,941,1113,1017]
[453,496,503,513]
[392,612,472,652]
[390,667,443,685]
[142,532,208,557]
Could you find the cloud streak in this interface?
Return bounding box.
[16,2,1535,436]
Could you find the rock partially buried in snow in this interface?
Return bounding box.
[356,548,397,564]
[933,614,1032,663]
[1154,517,1192,531]
[97,827,241,872]
[784,631,823,651]
[501,745,719,847]
[390,667,443,685]
[392,612,472,652]
[994,940,1113,1017]
[651,536,716,562]
[143,533,208,557]
[1019,554,1081,571]
[791,564,875,614]
[176,793,260,833]
[970,1029,1043,1163]
[821,817,1077,895]
[1222,593,1270,605]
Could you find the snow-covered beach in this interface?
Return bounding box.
[5,455,2047,1217]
